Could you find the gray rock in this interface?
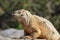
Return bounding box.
[0,28,24,38]
[0,36,12,40]
[0,28,46,40]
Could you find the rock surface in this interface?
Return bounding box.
[0,28,24,38]
[0,28,46,40]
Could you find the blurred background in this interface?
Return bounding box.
[0,0,60,33]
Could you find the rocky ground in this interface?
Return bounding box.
[0,28,46,40]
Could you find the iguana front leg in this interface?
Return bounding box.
[20,25,41,39]
[30,25,41,39]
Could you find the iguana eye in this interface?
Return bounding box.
[18,11,21,14]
